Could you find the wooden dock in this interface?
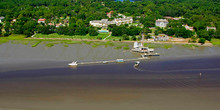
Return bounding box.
[76,57,149,65]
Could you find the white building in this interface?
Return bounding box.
[152,34,169,41]
[155,19,169,28]
[0,17,5,23]
[206,27,216,31]
[183,24,194,31]
[114,17,133,26]
[90,17,133,27]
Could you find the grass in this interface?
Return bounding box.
[0,39,9,44]
[35,33,110,40]
[183,44,198,48]
[46,43,55,47]
[63,44,69,47]
[61,40,82,44]
[32,41,42,47]
[123,46,130,50]
[144,43,173,49]
[211,39,220,46]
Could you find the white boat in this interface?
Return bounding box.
[134,61,140,66]
[131,42,154,53]
[68,61,78,66]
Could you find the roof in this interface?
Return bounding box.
[38,19,46,21]
[156,19,168,22]
[0,17,5,20]
[207,27,216,29]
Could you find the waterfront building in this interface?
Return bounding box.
[151,34,169,41]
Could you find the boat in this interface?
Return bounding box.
[131,42,154,53]
[134,61,140,66]
[141,53,160,58]
[116,59,124,63]
[103,61,108,64]
[68,61,78,66]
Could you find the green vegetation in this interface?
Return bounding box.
[198,38,206,44]
[0,0,218,41]
[0,39,9,44]
[35,33,109,40]
[123,46,130,50]
[144,43,173,49]
[32,41,42,47]
[211,39,220,46]
[63,44,69,47]
[183,44,198,48]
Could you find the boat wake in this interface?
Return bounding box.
[133,66,220,73]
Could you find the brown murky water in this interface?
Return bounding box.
[0,42,220,110]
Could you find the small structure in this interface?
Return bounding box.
[131,42,154,53]
[107,11,113,18]
[173,17,184,20]
[152,34,169,41]
[0,17,5,23]
[206,27,216,31]
[183,24,194,31]
[155,19,169,28]
[38,19,46,23]
[56,23,63,28]
[164,16,174,20]
[12,19,16,23]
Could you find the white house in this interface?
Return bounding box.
[0,17,5,23]
[155,19,169,27]
[183,24,194,31]
[206,27,216,31]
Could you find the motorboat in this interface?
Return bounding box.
[134,61,140,66]
[68,61,78,66]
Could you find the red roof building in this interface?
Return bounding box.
[38,19,46,23]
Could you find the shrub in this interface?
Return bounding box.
[198,38,206,44]
[122,34,129,40]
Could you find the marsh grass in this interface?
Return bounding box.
[144,43,173,49]
[183,44,198,49]
[63,44,69,47]
[0,39,9,44]
[32,41,42,47]
[211,39,220,46]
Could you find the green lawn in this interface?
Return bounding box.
[35,33,110,40]
[211,39,220,46]
[0,34,129,50]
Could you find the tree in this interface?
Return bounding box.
[88,26,98,36]
[197,30,211,41]
[0,23,2,35]
[198,38,206,44]
[122,34,129,40]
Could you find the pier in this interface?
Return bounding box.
[71,57,149,66]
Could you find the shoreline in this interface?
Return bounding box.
[26,37,214,47]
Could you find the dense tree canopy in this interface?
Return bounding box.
[0,0,219,39]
